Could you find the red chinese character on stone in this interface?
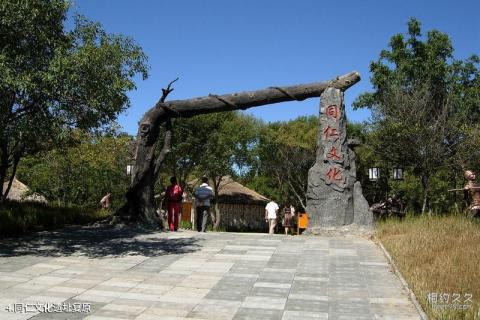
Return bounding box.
[326,105,340,120]
[323,126,339,140]
[326,167,343,181]
[326,146,342,161]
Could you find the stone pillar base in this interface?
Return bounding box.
[303,224,375,237]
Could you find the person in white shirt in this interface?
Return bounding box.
[194,177,214,232]
[265,199,279,235]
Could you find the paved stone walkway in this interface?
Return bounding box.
[0,226,420,319]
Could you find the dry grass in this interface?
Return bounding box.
[377,214,480,319]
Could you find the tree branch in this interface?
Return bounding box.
[3,146,23,200]
[153,78,179,180]
[158,77,179,104]
[286,178,306,210]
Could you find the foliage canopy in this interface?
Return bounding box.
[353,18,480,212]
[0,0,148,202]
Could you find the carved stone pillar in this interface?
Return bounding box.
[306,88,372,229]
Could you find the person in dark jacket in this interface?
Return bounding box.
[194,177,214,232]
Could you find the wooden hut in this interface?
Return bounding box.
[187,176,269,231]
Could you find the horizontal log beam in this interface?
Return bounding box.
[160,71,361,118]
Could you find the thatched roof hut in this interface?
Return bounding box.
[187,176,269,231]
[3,178,47,203]
[187,176,269,205]
[216,176,269,205]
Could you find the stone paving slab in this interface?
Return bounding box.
[0,226,420,319]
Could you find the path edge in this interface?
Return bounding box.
[376,239,429,320]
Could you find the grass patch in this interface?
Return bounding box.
[179,220,193,230]
[377,214,480,319]
[0,200,112,237]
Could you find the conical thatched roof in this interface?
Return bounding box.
[3,178,47,203]
[188,176,268,205]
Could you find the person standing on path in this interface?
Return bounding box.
[194,177,214,232]
[283,203,295,235]
[265,199,279,235]
[165,177,183,231]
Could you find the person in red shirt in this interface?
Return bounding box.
[165,177,183,231]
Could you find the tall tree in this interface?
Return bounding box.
[163,112,259,229]
[198,112,259,229]
[0,0,148,204]
[353,18,480,213]
[250,116,317,209]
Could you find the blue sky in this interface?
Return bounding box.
[68,0,479,135]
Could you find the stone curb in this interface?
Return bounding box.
[376,239,429,320]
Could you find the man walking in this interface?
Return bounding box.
[265,198,279,234]
[194,177,214,232]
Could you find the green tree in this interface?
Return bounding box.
[248,116,317,209]
[0,0,148,204]
[17,130,133,209]
[163,111,259,229]
[353,18,480,213]
[248,117,369,210]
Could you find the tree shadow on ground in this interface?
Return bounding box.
[0,224,202,258]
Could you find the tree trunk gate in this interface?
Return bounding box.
[116,71,373,230]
